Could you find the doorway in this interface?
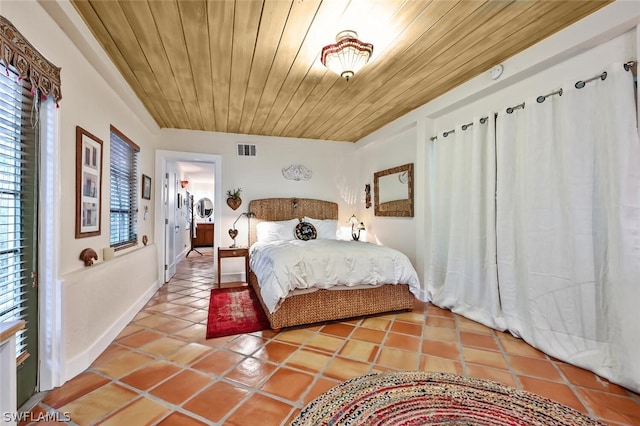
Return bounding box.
[155,151,222,284]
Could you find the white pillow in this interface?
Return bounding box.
[303,217,338,239]
[256,218,299,243]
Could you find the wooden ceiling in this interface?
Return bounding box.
[71,0,611,142]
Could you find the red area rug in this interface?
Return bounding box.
[291,371,603,426]
[206,286,270,339]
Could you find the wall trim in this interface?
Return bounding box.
[39,100,62,390]
[178,245,190,261]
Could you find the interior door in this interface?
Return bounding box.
[164,167,177,282]
[173,177,182,263]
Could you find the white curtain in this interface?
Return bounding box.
[496,63,640,392]
[428,118,506,330]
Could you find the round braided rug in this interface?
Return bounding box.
[291,372,603,426]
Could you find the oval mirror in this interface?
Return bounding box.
[196,197,213,218]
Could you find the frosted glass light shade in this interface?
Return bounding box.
[321,30,373,81]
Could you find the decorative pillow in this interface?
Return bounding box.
[256,218,299,243]
[303,217,338,239]
[295,221,317,241]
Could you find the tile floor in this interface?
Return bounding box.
[25,247,640,425]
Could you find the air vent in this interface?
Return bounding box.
[237,143,257,157]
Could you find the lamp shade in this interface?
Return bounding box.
[321,30,373,81]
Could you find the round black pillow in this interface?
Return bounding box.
[295,221,317,241]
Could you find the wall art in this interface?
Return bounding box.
[282,164,312,181]
[75,126,103,238]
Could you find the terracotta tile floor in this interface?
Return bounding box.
[26,248,640,425]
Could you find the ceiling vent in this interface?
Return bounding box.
[237,143,257,157]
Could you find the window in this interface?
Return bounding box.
[109,126,139,249]
[0,67,37,363]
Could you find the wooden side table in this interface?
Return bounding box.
[217,247,249,285]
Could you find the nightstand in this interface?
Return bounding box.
[217,247,249,285]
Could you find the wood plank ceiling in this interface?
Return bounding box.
[71,0,611,142]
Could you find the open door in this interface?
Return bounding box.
[163,168,177,282]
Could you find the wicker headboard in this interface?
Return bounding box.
[248,198,338,246]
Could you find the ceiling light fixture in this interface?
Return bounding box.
[321,30,373,81]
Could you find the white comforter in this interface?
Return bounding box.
[250,239,420,313]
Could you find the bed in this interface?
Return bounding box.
[248,197,418,330]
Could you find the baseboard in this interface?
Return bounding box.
[62,281,158,382]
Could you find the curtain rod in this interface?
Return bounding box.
[574,71,607,89]
[536,88,562,103]
[429,60,636,141]
[505,60,636,114]
[430,116,489,141]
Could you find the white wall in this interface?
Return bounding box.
[355,125,418,264]
[59,246,157,380]
[157,130,358,213]
[0,0,162,387]
[356,1,640,296]
[157,129,359,273]
[1,0,160,274]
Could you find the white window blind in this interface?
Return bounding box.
[0,67,37,361]
[109,126,139,249]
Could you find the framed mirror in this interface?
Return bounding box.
[196,197,213,219]
[374,163,414,217]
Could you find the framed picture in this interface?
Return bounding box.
[142,174,151,200]
[75,126,103,238]
[177,192,183,209]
